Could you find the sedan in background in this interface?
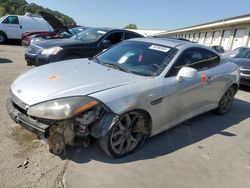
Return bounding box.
[8,38,239,158]
[25,27,144,66]
[232,48,250,86]
[222,47,249,57]
[22,11,86,46]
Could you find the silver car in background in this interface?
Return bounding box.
[222,47,249,58]
[7,38,240,158]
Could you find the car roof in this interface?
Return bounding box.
[86,27,120,32]
[82,28,144,37]
[127,37,220,55]
[87,27,141,33]
[128,37,195,47]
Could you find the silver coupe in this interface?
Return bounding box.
[7,38,240,158]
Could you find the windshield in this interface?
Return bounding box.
[235,49,250,58]
[68,27,86,35]
[95,41,176,77]
[234,47,248,52]
[71,28,107,42]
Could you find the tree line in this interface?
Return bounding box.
[0,0,76,25]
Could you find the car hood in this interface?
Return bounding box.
[23,31,52,37]
[39,11,69,33]
[232,58,250,69]
[11,59,143,106]
[34,38,86,49]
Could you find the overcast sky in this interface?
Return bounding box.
[27,0,250,30]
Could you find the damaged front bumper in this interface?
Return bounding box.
[7,94,119,140]
[6,97,50,138]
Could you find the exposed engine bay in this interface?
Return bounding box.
[46,104,118,154]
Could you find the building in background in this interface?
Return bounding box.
[153,14,250,51]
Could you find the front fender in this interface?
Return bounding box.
[90,112,119,138]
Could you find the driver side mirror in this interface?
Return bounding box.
[176,67,198,82]
[101,39,112,48]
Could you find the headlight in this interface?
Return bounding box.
[41,46,63,55]
[30,37,43,44]
[27,96,98,120]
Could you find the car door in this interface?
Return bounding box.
[195,49,222,108]
[1,16,23,39]
[99,31,124,51]
[161,48,216,129]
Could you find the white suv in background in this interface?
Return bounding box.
[0,13,52,44]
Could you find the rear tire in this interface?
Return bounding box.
[0,32,7,44]
[215,86,236,114]
[99,111,149,158]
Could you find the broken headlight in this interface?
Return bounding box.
[27,96,98,120]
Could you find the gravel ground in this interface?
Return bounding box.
[0,43,67,188]
[0,43,250,188]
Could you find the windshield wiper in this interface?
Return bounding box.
[102,62,132,73]
[69,28,82,41]
[90,58,132,73]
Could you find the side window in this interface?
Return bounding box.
[124,32,142,39]
[105,32,123,45]
[200,49,220,69]
[169,48,220,76]
[2,16,19,24]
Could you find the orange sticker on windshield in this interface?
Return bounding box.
[48,75,59,80]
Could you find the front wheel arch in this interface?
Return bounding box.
[126,108,152,136]
[231,83,239,94]
[98,109,152,158]
[91,108,152,139]
[0,31,7,44]
[110,108,152,137]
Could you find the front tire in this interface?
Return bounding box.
[99,111,149,158]
[215,86,236,114]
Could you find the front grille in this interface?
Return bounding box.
[240,69,250,75]
[26,45,42,55]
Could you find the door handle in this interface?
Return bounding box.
[20,25,22,29]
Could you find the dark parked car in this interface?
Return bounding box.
[232,48,250,86]
[25,27,144,66]
[22,11,86,46]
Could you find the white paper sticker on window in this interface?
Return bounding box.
[149,45,170,52]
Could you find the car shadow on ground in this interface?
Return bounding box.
[60,98,250,164]
[240,85,250,92]
[0,58,13,64]
[1,39,21,46]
